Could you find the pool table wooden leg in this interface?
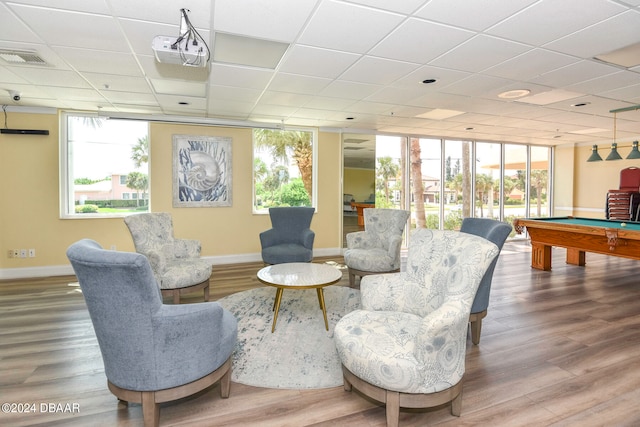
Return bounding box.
[531,243,552,270]
[566,248,586,266]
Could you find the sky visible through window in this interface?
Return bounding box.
[68,117,148,180]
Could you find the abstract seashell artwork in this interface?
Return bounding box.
[186,151,220,191]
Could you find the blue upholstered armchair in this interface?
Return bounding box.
[460,217,512,344]
[260,207,315,264]
[344,208,410,287]
[67,239,237,427]
[334,229,499,426]
[124,212,212,303]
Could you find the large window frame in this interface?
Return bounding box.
[252,127,318,214]
[60,112,150,219]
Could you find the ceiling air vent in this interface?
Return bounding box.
[0,49,47,65]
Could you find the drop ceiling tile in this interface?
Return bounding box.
[439,74,516,97]
[279,45,360,78]
[484,49,579,81]
[156,94,207,110]
[365,86,430,104]
[341,56,420,85]
[4,0,111,14]
[208,63,273,90]
[545,10,640,59]
[53,47,143,76]
[208,85,262,103]
[251,103,298,117]
[298,0,404,54]
[345,0,428,14]
[109,0,211,27]
[429,35,530,73]
[486,0,625,46]
[150,79,206,97]
[39,86,106,102]
[531,60,620,88]
[100,91,158,105]
[415,0,538,31]
[320,80,382,100]
[600,83,640,101]
[0,3,42,43]
[81,73,153,94]
[9,4,130,52]
[213,0,317,42]
[10,68,91,88]
[259,90,313,107]
[370,18,474,64]
[303,96,356,111]
[208,100,255,117]
[268,73,332,95]
[566,70,640,96]
[391,65,470,89]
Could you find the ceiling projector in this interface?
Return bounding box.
[152,35,208,67]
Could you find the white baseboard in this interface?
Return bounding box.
[0,248,345,281]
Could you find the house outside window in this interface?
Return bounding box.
[60,113,150,217]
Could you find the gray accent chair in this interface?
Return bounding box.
[334,229,499,426]
[460,217,512,345]
[343,208,410,287]
[124,212,212,303]
[260,206,315,264]
[66,239,237,427]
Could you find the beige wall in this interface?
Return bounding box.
[1,112,341,277]
[343,168,375,202]
[570,143,639,218]
[2,110,638,278]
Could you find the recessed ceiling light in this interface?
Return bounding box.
[178,101,190,105]
[498,89,531,99]
[571,102,591,107]
[416,109,465,120]
[465,127,474,131]
[346,117,354,120]
[422,78,437,84]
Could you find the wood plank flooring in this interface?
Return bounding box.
[1,240,640,426]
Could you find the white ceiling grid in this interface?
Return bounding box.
[0,0,638,149]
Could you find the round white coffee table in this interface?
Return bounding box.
[257,262,343,332]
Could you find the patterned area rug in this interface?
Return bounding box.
[217,285,360,389]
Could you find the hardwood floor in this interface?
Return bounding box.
[2,240,640,426]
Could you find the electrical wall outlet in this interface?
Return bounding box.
[10,249,19,258]
[8,250,14,258]
[19,249,27,258]
[28,249,36,258]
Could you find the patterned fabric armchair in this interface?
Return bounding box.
[124,212,212,303]
[260,207,315,264]
[334,229,499,426]
[460,217,512,344]
[343,208,410,287]
[66,239,237,427]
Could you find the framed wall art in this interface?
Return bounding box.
[173,134,232,207]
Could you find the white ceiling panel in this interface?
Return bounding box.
[9,4,130,52]
[298,0,404,53]
[486,0,626,46]
[369,18,474,64]
[278,45,360,78]
[429,35,531,73]
[213,0,318,42]
[484,49,579,81]
[0,0,639,147]
[340,56,420,85]
[545,10,640,58]
[415,0,538,32]
[108,0,211,27]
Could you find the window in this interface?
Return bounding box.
[60,113,150,218]
[252,128,317,213]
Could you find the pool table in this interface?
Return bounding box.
[513,216,640,271]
